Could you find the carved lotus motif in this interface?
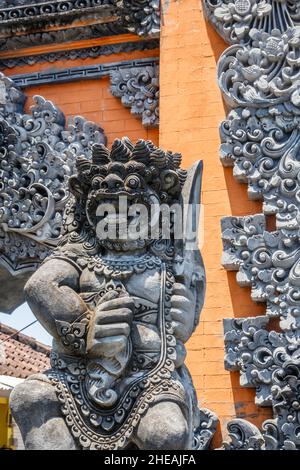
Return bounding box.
[204,0,300,43]
[218,28,300,107]
[214,0,271,40]
[250,29,289,62]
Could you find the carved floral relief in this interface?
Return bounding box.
[204,0,300,450]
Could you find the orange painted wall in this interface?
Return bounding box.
[159,0,271,446]
[4,50,159,148]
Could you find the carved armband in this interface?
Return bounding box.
[55,315,90,356]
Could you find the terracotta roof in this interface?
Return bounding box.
[0,323,50,379]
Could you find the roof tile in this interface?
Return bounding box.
[0,322,51,379]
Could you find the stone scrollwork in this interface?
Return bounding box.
[9,59,159,129]
[218,28,300,108]
[221,215,300,325]
[194,408,219,450]
[222,214,300,448]
[224,315,288,406]
[0,73,106,312]
[110,64,159,128]
[221,419,265,450]
[204,0,300,451]
[223,315,300,450]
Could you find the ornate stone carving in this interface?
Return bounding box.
[221,419,265,450]
[0,1,115,29]
[221,215,300,324]
[222,214,300,448]
[9,137,217,450]
[204,0,300,450]
[0,39,159,69]
[218,28,300,108]
[0,23,127,52]
[0,73,106,312]
[0,1,160,39]
[223,315,300,449]
[203,0,300,44]
[11,59,159,88]
[9,59,159,128]
[224,315,286,406]
[194,408,219,450]
[110,64,159,128]
[116,0,160,36]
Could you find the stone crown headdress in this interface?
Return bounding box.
[69,137,187,204]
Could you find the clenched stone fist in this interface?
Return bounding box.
[86,289,135,358]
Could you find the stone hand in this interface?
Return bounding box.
[86,290,135,358]
[170,282,196,343]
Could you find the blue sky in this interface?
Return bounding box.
[0,302,52,346]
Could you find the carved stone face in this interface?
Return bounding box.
[86,161,161,249]
[67,138,187,252]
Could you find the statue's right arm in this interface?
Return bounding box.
[24,258,88,340]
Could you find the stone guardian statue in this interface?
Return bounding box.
[10,138,215,450]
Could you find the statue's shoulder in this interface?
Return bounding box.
[44,243,94,274]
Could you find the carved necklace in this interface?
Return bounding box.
[78,253,162,280]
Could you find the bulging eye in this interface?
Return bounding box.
[125,175,141,190]
[92,177,103,189]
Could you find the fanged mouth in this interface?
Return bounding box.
[94,195,148,228]
[92,191,141,202]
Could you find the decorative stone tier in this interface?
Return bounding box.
[0,1,160,40]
